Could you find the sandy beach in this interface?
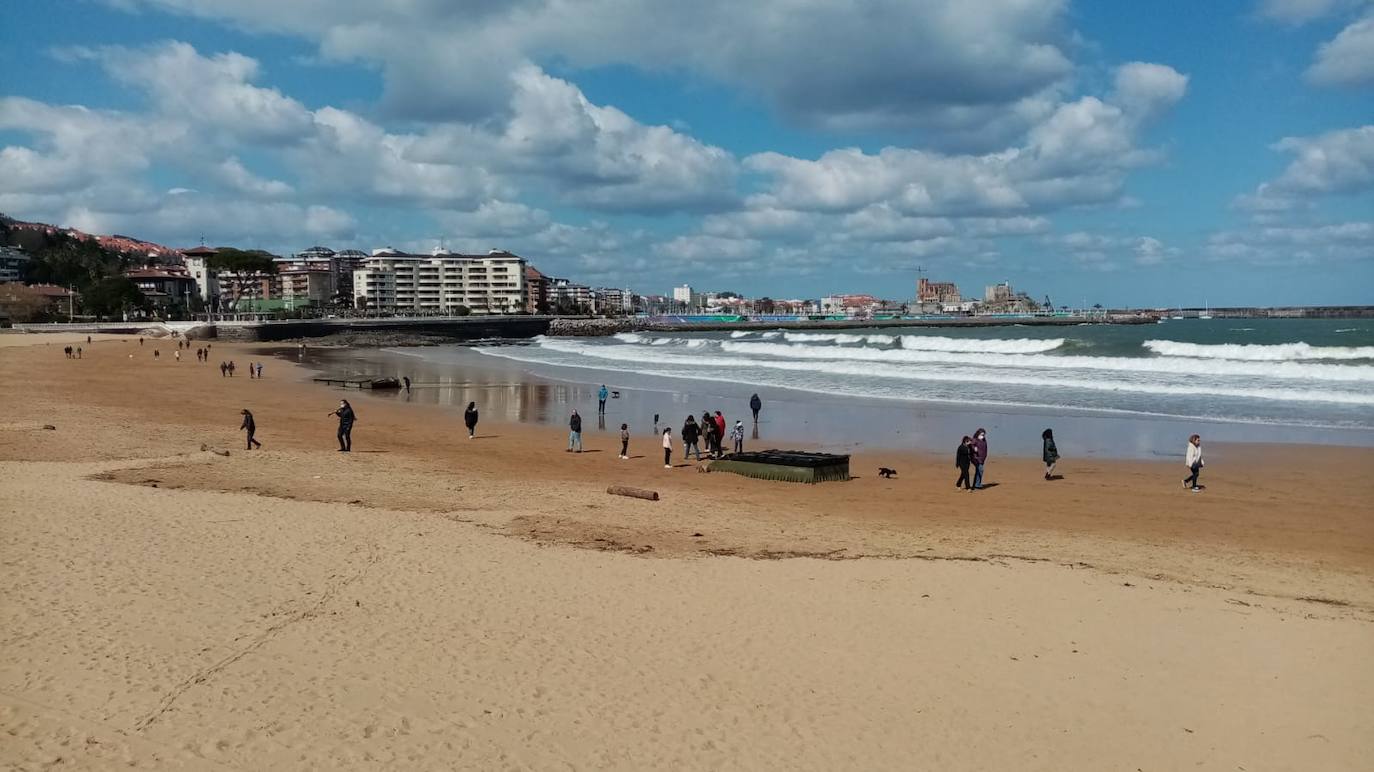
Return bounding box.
[2,332,1373,770]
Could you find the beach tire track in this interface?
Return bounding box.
[131,540,382,733]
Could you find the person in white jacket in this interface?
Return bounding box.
[662,427,673,469]
[1183,434,1204,491]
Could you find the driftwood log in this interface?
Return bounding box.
[607,485,660,501]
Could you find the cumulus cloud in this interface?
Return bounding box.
[1307,13,1374,85]
[106,0,1076,145]
[1207,220,1374,264]
[70,41,314,143]
[1237,125,1374,209]
[742,63,1187,218]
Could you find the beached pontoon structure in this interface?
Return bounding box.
[353,248,528,315]
[710,450,851,484]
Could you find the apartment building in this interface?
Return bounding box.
[353,249,527,314]
[548,277,592,312]
[0,246,31,282]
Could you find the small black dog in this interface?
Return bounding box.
[878,467,897,478]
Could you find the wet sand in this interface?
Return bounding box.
[2,333,1373,770]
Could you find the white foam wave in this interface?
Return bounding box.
[720,340,1374,382]
[899,335,1063,354]
[612,332,645,344]
[525,337,1374,406]
[1144,340,1374,361]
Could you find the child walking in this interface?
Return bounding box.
[662,427,673,468]
[619,423,630,459]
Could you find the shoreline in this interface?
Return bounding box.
[3,332,1373,769]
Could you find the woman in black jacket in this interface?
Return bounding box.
[955,435,974,490]
[464,402,479,439]
[681,415,701,461]
[330,399,355,452]
[240,409,262,450]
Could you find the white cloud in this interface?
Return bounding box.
[1257,0,1363,23]
[1307,13,1374,85]
[1238,125,1374,209]
[1207,220,1374,264]
[106,0,1077,145]
[77,41,314,143]
[742,63,1187,218]
[496,67,737,212]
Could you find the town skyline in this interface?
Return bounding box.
[2,1,1371,307]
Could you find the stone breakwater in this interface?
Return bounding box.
[547,318,645,336]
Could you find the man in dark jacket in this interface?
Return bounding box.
[750,393,762,423]
[567,410,583,452]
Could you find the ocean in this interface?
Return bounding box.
[471,318,1374,433]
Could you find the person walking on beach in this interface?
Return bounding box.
[403,376,411,393]
[713,411,727,457]
[255,362,262,379]
[240,409,262,450]
[76,346,82,358]
[1183,434,1204,491]
[971,428,988,490]
[175,349,180,362]
[682,415,701,461]
[248,361,255,378]
[750,393,762,423]
[153,349,160,360]
[598,384,609,415]
[464,401,479,439]
[1042,428,1059,480]
[86,335,91,344]
[730,420,744,454]
[139,337,143,347]
[220,361,227,377]
[330,399,355,452]
[955,435,974,490]
[619,423,630,459]
[567,409,583,452]
[228,361,236,377]
[700,411,716,458]
[662,427,673,468]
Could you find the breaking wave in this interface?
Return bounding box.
[1144,340,1374,362]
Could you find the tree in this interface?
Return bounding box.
[207,247,279,274]
[83,276,150,319]
[0,284,60,322]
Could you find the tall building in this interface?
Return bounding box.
[181,245,220,301]
[672,284,700,310]
[353,249,527,314]
[525,265,550,314]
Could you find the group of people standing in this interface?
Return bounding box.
[675,411,742,462]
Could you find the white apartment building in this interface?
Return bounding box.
[672,284,700,309]
[353,249,527,314]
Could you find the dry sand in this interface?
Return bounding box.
[1,332,1372,770]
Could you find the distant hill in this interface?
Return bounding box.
[0,213,182,263]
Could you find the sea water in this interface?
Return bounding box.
[472,319,1374,432]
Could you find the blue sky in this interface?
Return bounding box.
[1,0,1371,306]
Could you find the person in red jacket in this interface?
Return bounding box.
[713,411,726,457]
